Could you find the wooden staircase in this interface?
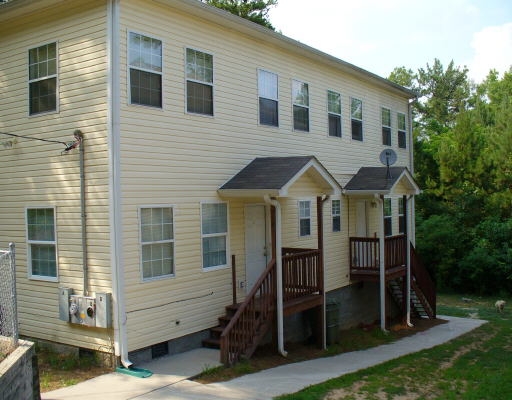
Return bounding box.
[202,303,242,350]
[387,245,436,319]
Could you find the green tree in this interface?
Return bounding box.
[202,0,278,30]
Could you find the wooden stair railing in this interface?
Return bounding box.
[411,245,436,318]
[220,258,277,365]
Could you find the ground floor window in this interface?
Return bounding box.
[201,202,228,269]
[140,207,174,280]
[27,207,57,280]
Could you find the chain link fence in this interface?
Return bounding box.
[0,243,18,357]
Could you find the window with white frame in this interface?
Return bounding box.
[140,207,174,280]
[29,42,57,115]
[398,198,405,234]
[351,97,363,140]
[27,207,57,279]
[186,48,214,115]
[398,112,407,148]
[201,202,228,269]
[382,107,391,146]
[332,199,341,232]
[128,32,162,108]
[328,90,342,137]
[292,80,309,131]
[384,198,392,236]
[258,69,278,126]
[299,200,311,236]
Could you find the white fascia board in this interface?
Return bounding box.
[217,189,281,198]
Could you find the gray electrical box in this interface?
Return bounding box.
[58,287,73,322]
[60,288,111,328]
[95,292,111,328]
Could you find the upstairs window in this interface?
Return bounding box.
[398,198,405,234]
[258,69,278,126]
[383,198,392,237]
[351,97,363,141]
[382,107,391,146]
[186,48,214,115]
[201,202,228,269]
[27,207,57,280]
[140,207,174,280]
[299,200,311,236]
[332,199,341,232]
[128,32,162,108]
[29,42,57,115]
[292,80,309,132]
[328,90,342,137]
[398,112,407,148]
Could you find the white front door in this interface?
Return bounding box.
[245,204,268,292]
[355,200,369,267]
[356,200,368,237]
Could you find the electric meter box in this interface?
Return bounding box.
[58,288,111,328]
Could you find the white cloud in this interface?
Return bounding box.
[469,22,512,82]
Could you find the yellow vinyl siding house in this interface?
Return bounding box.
[0,0,434,367]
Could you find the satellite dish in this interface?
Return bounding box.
[379,149,397,179]
[379,149,397,167]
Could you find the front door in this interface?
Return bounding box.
[245,204,268,292]
[356,200,368,237]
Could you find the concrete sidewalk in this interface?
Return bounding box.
[42,315,486,400]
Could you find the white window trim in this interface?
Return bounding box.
[350,97,363,141]
[127,30,164,109]
[28,40,59,117]
[383,197,392,237]
[184,46,215,117]
[382,107,392,146]
[327,89,342,138]
[331,199,341,232]
[138,205,176,282]
[298,199,312,237]
[397,112,407,149]
[26,206,58,282]
[257,68,279,127]
[292,79,310,132]
[200,201,229,271]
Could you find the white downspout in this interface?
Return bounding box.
[376,195,387,332]
[107,0,132,368]
[264,195,287,357]
[406,195,413,327]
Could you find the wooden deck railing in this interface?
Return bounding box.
[220,258,277,365]
[349,235,406,272]
[282,248,322,301]
[411,245,436,318]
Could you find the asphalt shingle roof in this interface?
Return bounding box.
[220,156,316,190]
[344,167,409,191]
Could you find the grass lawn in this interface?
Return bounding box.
[276,294,512,400]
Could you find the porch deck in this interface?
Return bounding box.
[349,235,407,281]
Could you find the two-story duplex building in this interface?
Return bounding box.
[0,0,435,367]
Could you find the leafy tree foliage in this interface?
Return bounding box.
[390,63,512,294]
[201,0,278,30]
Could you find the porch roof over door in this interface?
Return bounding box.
[218,156,342,198]
[344,166,420,196]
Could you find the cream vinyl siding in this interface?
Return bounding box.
[0,1,111,351]
[117,0,413,349]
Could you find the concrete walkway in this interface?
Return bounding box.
[42,315,486,400]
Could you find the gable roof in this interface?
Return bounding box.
[344,167,420,196]
[218,156,342,198]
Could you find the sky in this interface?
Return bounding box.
[268,0,512,83]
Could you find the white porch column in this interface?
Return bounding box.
[377,195,387,332]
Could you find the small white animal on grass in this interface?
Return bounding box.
[495,300,506,313]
